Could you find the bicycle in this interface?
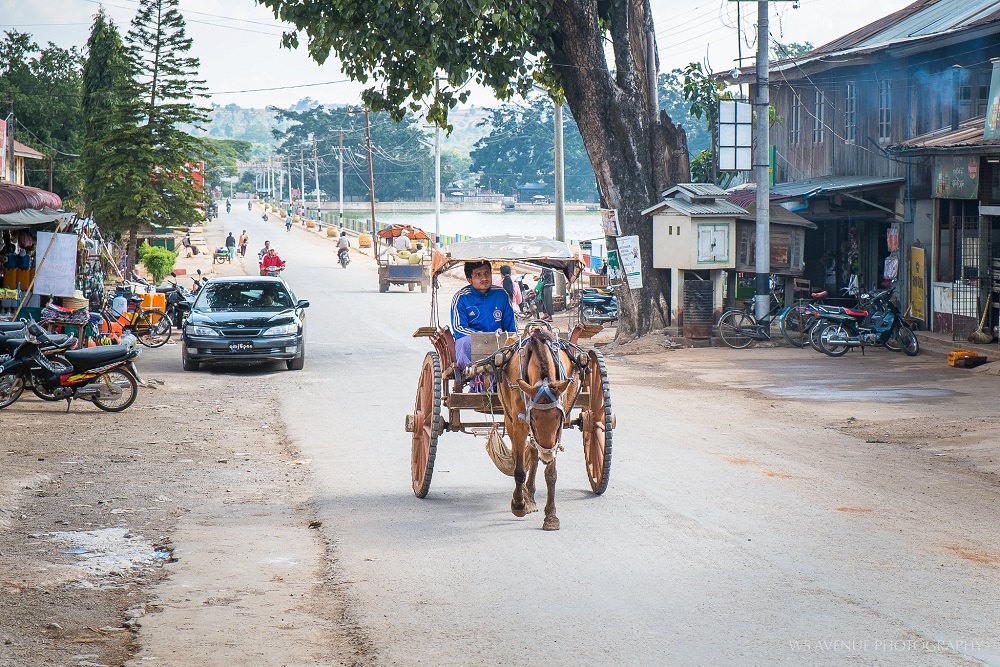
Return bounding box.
[98,294,172,348]
[717,292,801,349]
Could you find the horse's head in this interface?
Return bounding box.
[516,330,574,463]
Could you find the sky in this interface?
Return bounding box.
[1,0,916,110]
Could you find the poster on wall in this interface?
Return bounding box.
[606,250,623,284]
[600,208,621,237]
[933,156,979,199]
[616,235,643,289]
[910,246,926,323]
[33,232,78,298]
[985,59,1000,140]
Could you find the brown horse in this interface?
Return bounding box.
[498,328,579,531]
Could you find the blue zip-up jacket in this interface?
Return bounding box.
[451,285,517,339]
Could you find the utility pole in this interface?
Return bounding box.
[300,147,306,212]
[554,101,566,299]
[365,109,377,229]
[338,129,344,226]
[754,1,771,319]
[434,77,441,249]
[313,138,321,209]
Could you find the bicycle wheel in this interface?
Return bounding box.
[134,311,171,348]
[91,368,138,412]
[818,323,850,357]
[897,326,919,356]
[718,311,755,349]
[808,318,827,351]
[779,306,807,347]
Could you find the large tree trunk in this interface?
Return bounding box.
[551,0,689,337]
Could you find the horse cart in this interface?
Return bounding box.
[375,224,432,293]
[405,234,614,530]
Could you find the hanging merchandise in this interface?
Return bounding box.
[884,255,899,281]
[887,225,900,253]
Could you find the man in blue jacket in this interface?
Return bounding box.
[452,260,517,373]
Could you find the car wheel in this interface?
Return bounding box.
[182,346,200,371]
[287,345,305,371]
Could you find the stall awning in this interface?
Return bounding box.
[0,207,73,229]
[0,181,62,215]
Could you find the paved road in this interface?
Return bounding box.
[215,204,1000,666]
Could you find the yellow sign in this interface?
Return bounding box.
[910,246,925,322]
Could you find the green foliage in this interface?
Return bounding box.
[469,94,596,200]
[681,62,735,185]
[198,138,255,192]
[137,242,177,283]
[689,150,713,184]
[258,0,558,129]
[772,41,814,61]
[659,69,709,156]
[0,31,84,202]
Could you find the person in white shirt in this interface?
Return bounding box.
[393,230,412,251]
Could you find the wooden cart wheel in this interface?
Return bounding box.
[411,351,443,498]
[582,349,613,494]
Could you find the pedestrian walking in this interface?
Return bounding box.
[238,230,249,257]
[181,233,193,258]
[538,267,555,321]
[225,232,236,259]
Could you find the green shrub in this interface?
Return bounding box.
[138,242,177,284]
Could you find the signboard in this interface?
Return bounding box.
[985,60,1000,140]
[616,235,643,289]
[910,246,926,322]
[600,208,620,237]
[33,232,78,298]
[933,156,979,199]
[606,250,623,283]
[718,100,752,171]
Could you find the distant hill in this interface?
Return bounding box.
[189,101,491,155]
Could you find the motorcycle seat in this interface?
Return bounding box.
[63,345,131,367]
[844,308,868,317]
[811,291,828,299]
[0,321,27,332]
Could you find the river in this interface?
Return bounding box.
[369,210,604,245]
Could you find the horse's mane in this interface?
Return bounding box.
[526,328,557,381]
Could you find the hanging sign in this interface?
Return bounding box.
[606,250,623,284]
[985,60,1000,140]
[33,232,78,298]
[910,246,926,322]
[933,156,979,199]
[616,235,643,289]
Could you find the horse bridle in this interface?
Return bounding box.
[516,338,577,458]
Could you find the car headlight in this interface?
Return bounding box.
[187,324,220,337]
[262,323,297,337]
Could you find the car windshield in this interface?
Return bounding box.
[195,282,293,312]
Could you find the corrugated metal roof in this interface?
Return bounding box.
[729,0,1000,79]
[645,198,747,217]
[769,175,904,198]
[890,115,1000,152]
[661,183,729,199]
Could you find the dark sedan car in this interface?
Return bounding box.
[180,276,309,371]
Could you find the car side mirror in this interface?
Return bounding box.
[297,299,310,309]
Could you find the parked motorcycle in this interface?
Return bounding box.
[165,273,197,328]
[579,287,619,325]
[514,274,540,320]
[0,322,141,411]
[816,288,919,357]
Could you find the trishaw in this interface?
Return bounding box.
[375,224,432,293]
[405,234,614,530]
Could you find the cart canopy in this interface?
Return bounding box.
[431,234,583,281]
[376,224,430,242]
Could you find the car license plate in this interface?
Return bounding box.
[229,341,253,352]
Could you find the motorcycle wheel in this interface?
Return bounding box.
[809,319,827,352]
[0,373,25,409]
[91,368,138,412]
[818,323,851,357]
[883,330,902,352]
[32,355,70,401]
[898,326,920,356]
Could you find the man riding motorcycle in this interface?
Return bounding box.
[259,247,286,276]
[337,231,350,265]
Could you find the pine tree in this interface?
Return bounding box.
[122,0,209,267]
[81,9,135,227]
